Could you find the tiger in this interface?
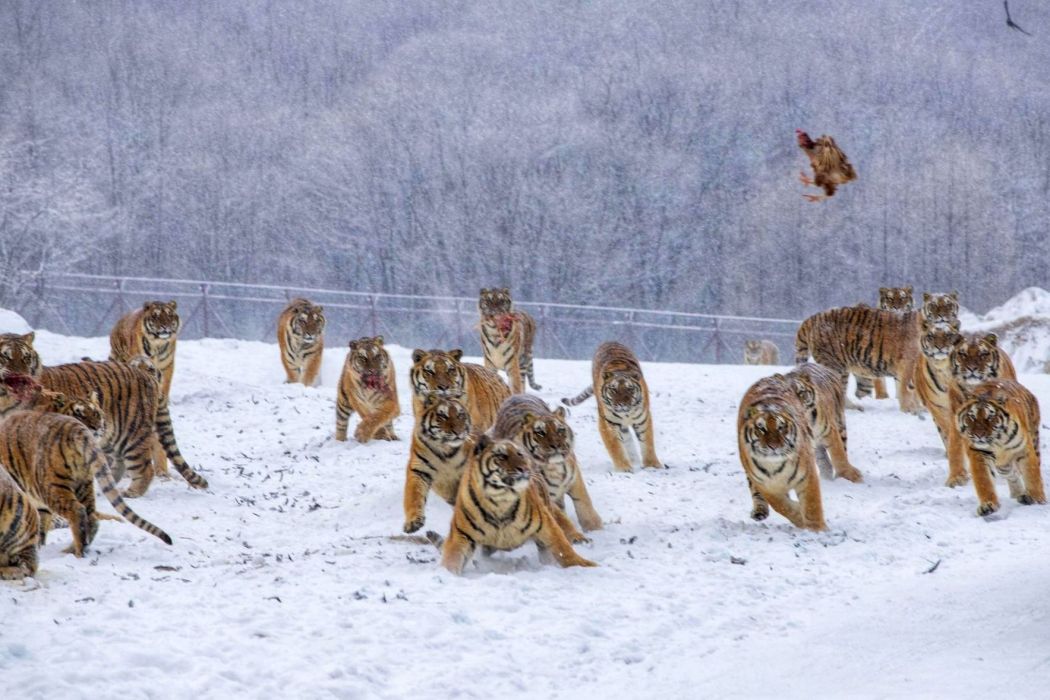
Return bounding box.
[737,374,825,531]
[743,340,780,365]
[794,306,922,414]
[336,336,400,443]
[31,389,104,439]
[434,434,597,575]
[402,394,473,534]
[949,332,1016,390]
[913,320,971,486]
[922,291,960,327]
[277,298,326,386]
[864,285,915,400]
[562,341,661,471]
[0,464,40,581]
[409,348,510,432]
[109,301,181,401]
[0,375,172,556]
[125,354,170,479]
[955,378,1044,517]
[491,394,602,540]
[0,333,208,497]
[783,362,862,483]
[477,287,541,393]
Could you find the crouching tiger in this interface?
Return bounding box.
[955,379,1045,517]
[433,435,597,575]
[336,336,400,443]
[478,287,541,393]
[737,374,826,531]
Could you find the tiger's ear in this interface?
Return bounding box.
[316,306,324,314]
[143,302,153,310]
[412,349,426,364]
[21,331,35,346]
[168,300,178,310]
[554,406,566,420]
[501,287,509,294]
[950,291,959,300]
[349,339,359,350]
[983,333,998,347]
[474,433,491,455]
[952,335,966,347]
[923,292,931,302]
[904,286,913,295]
[480,288,488,295]
[449,349,463,361]
[879,287,888,295]
[375,335,384,346]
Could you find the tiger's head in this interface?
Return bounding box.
[919,320,962,361]
[142,301,181,340]
[879,286,914,311]
[127,355,162,385]
[472,434,533,495]
[922,291,960,326]
[786,373,816,412]
[520,408,573,463]
[418,393,471,445]
[741,402,799,457]
[600,370,643,414]
[288,300,326,343]
[951,333,1003,387]
[411,349,466,398]
[42,389,105,437]
[347,336,390,379]
[743,340,763,362]
[0,372,41,416]
[478,287,513,317]
[0,332,41,378]
[956,392,1013,450]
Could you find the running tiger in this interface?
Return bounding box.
[743,340,780,365]
[562,341,662,471]
[491,394,602,540]
[0,467,39,580]
[336,336,400,443]
[737,374,825,531]
[402,394,473,534]
[278,298,326,386]
[0,333,207,497]
[109,301,181,401]
[784,363,863,483]
[794,306,922,414]
[477,287,541,393]
[409,348,510,432]
[434,434,597,575]
[956,378,1045,517]
[0,375,172,556]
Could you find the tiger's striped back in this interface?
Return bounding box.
[0,468,39,580]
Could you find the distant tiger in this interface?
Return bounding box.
[743,340,780,365]
[491,394,602,540]
[864,285,915,400]
[737,374,825,531]
[336,336,400,443]
[922,291,960,328]
[0,467,38,580]
[562,341,661,471]
[433,434,597,575]
[409,348,510,432]
[0,333,207,497]
[277,298,326,386]
[478,287,541,393]
[109,301,181,401]
[784,363,862,483]
[956,378,1044,516]
[402,394,473,534]
[794,306,922,414]
[0,376,172,557]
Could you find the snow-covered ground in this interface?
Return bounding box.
[4,326,1050,698]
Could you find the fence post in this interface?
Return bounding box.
[369,295,378,337]
[116,277,125,312]
[713,317,723,364]
[201,284,210,337]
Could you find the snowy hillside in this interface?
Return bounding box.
[965,287,1050,372]
[3,327,1050,698]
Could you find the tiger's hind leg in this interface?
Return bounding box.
[48,484,92,557]
[151,437,171,479]
[121,440,156,499]
[0,547,38,580]
[524,352,542,390]
[1020,443,1046,505]
[874,377,890,400]
[824,428,862,483]
[815,446,834,479]
[507,355,524,394]
[532,501,596,568]
[854,374,874,400]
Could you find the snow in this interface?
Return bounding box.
[964,287,1050,372]
[5,328,1050,698]
[0,309,32,334]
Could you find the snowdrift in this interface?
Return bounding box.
[964,287,1050,372]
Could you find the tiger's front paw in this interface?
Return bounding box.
[1018,494,1035,506]
[403,516,425,533]
[945,473,969,488]
[836,466,863,483]
[977,501,1000,517]
[750,504,770,521]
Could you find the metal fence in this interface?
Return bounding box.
[16,272,801,364]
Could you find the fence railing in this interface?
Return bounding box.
[16,272,801,364]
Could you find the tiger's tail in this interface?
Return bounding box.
[524,353,542,390]
[794,318,813,364]
[92,450,173,545]
[155,397,209,490]
[561,386,594,406]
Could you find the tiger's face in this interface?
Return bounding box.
[474,435,533,494]
[951,334,1002,386]
[957,398,1011,450]
[478,287,513,317]
[290,304,326,343]
[879,286,914,311]
[742,406,798,457]
[348,336,390,377]
[66,391,105,437]
[419,394,471,444]
[142,301,181,340]
[0,333,40,378]
[520,408,573,463]
[787,374,816,411]
[601,371,643,413]
[411,349,466,397]
[920,321,962,361]
[743,340,762,362]
[923,291,960,326]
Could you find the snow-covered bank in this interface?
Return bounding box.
[3,329,1050,698]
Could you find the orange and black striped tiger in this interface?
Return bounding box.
[433,434,597,575]
[491,394,602,540]
[0,466,39,580]
[478,287,541,393]
[562,341,661,471]
[409,348,510,432]
[784,362,862,483]
[0,375,172,556]
[794,306,922,414]
[922,291,960,328]
[863,285,915,400]
[0,333,207,497]
[109,301,181,401]
[278,298,326,386]
[336,336,400,443]
[402,394,473,534]
[31,389,104,439]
